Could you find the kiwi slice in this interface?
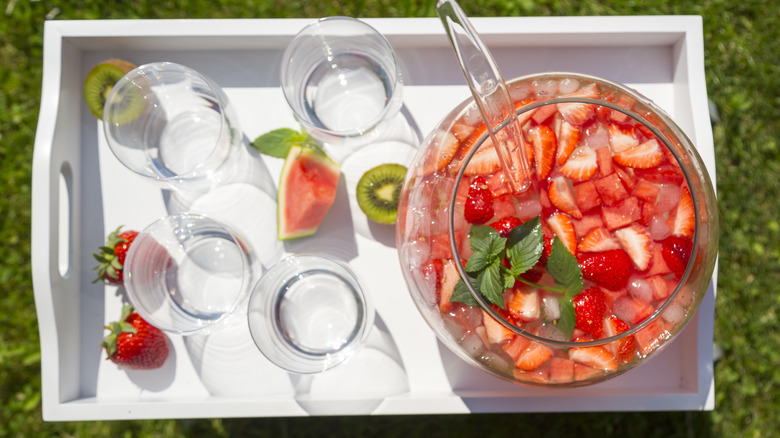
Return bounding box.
[356,163,407,224]
[83,59,142,123]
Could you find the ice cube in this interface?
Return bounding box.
[558,78,581,94]
[648,214,672,241]
[533,79,559,97]
[627,277,654,303]
[661,303,686,324]
[542,295,562,321]
[655,184,682,213]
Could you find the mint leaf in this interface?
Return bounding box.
[546,237,583,296]
[450,278,480,306]
[251,128,309,158]
[506,216,543,276]
[557,299,576,340]
[478,263,506,307]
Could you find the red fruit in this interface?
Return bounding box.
[464,176,494,224]
[530,124,557,180]
[93,226,139,285]
[577,226,620,253]
[464,142,501,175]
[572,287,608,337]
[439,259,460,312]
[557,83,600,126]
[548,176,583,219]
[577,249,633,290]
[613,139,664,169]
[568,344,618,371]
[594,173,629,205]
[102,305,169,370]
[422,130,460,174]
[547,212,578,255]
[601,196,642,231]
[421,259,444,290]
[573,180,602,212]
[507,287,541,322]
[614,224,654,271]
[603,315,636,365]
[489,216,523,238]
[632,179,661,203]
[516,341,554,371]
[560,146,598,182]
[661,236,693,278]
[595,146,614,176]
[608,123,640,154]
[556,121,581,166]
[671,186,695,238]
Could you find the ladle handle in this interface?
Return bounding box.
[436,0,532,193]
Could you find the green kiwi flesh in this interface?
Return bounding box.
[83,59,143,124]
[356,163,407,224]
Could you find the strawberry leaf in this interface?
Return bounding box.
[557,299,576,340]
[451,277,480,306]
[506,216,543,276]
[547,237,584,296]
[478,263,505,307]
[251,128,312,158]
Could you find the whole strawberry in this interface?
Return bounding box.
[661,236,692,278]
[93,226,139,285]
[464,176,494,224]
[577,248,633,291]
[572,286,608,338]
[102,305,169,370]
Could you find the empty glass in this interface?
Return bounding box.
[123,213,259,335]
[280,17,404,146]
[247,254,374,374]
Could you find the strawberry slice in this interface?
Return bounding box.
[516,341,554,371]
[613,139,664,169]
[438,259,460,312]
[609,94,634,124]
[670,186,695,238]
[557,83,600,126]
[577,226,620,253]
[507,287,541,322]
[463,143,501,175]
[560,146,598,182]
[422,130,460,174]
[546,212,578,255]
[530,124,557,180]
[481,310,514,344]
[568,344,618,371]
[556,121,581,165]
[502,334,530,361]
[608,123,640,154]
[572,286,608,337]
[603,315,636,365]
[577,249,632,290]
[548,176,582,219]
[489,216,523,238]
[661,236,693,278]
[614,224,654,271]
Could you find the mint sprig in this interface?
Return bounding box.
[450,216,583,339]
[251,127,325,158]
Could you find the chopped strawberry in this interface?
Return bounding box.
[464,142,501,175]
[546,212,578,255]
[614,224,654,271]
[422,130,460,175]
[464,176,494,224]
[530,124,557,179]
[451,122,476,144]
[574,363,605,381]
[595,146,613,176]
[609,94,634,124]
[613,139,664,169]
[603,315,636,364]
[439,259,460,312]
[485,172,511,197]
[548,357,576,383]
[571,212,605,238]
[577,226,620,253]
[660,236,692,278]
[573,180,602,212]
[639,200,656,226]
[420,259,444,301]
[556,121,581,165]
[613,296,654,325]
[568,344,618,371]
[548,176,583,219]
[647,275,671,300]
[632,178,661,203]
[572,287,608,337]
[516,341,554,371]
[507,287,541,322]
[531,102,559,124]
[489,216,523,238]
[601,196,642,231]
[646,244,673,276]
[670,186,695,238]
[614,165,637,192]
[481,310,514,344]
[557,83,600,126]
[577,249,632,290]
[594,173,629,205]
[560,146,598,182]
[635,163,685,185]
[608,123,640,154]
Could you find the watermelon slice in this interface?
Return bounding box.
[277,145,341,240]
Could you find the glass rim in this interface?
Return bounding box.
[446,80,703,348]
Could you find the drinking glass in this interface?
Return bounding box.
[103,62,247,200]
[123,213,259,335]
[280,16,404,146]
[247,254,374,374]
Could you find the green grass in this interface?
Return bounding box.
[1,0,778,437]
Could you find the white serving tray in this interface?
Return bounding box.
[31,16,717,421]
